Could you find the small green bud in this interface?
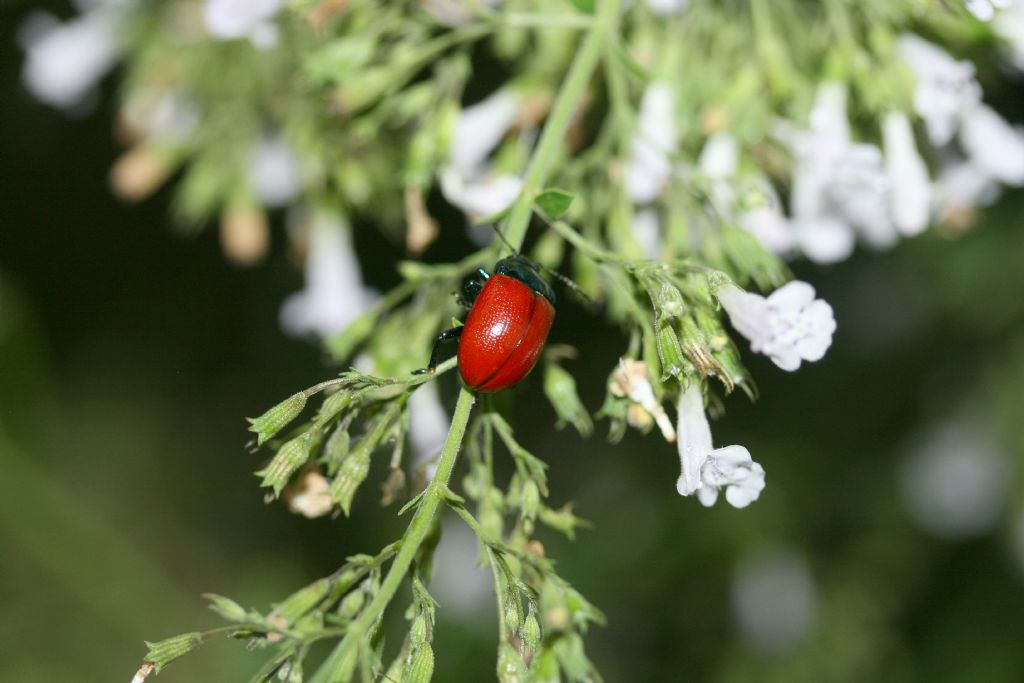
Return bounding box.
[248,392,306,446]
[203,593,249,623]
[496,641,527,683]
[640,271,686,322]
[329,448,371,516]
[272,578,331,626]
[538,502,589,541]
[521,611,542,654]
[324,421,351,470]
[654,320,687,381]
[337,587,365,619]
[520,480,541,527]
[315,390,353,428]
[504,598,522,635]
[543,362,593,437]
[410,613,430,648]
[142,632,203,674]
[257,432,317,497]
[404,644,435,683]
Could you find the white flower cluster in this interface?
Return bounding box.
[202,0,283,49]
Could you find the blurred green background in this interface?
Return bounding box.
[4,7,1024,683]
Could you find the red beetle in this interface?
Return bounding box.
[416,254,555,392]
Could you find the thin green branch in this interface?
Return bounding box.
[502,0,623,251]
[309,388,476,683]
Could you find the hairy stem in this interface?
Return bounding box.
[310,388,475,683]
[502,0,623,251]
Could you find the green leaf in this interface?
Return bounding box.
[535,188,575,220]
[570,0,596,12]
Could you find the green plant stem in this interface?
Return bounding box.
[310,388,476,683]
[502,0,623,251]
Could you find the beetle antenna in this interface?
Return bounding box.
[541,265,593,304]
[488,223,518,256]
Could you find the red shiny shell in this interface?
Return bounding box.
[457,274,555,392]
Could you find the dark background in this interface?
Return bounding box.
[3,6,1024,682]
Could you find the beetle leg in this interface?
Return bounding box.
[413,326,463,375]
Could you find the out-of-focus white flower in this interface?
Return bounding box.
[901,419,1009,539]
[731,547,816,652]
[280,210,374,339]
[718,281,835,371]
[898,34,982,146]
[625,83,678,203]
[959,103,1024,185]
[441,88,524,220]
[422,0,500,27]
[409,383,450,481]
[440,168,522,219]
[249,134,303,208]
[645,0,689,14]
[20,10,120,110]
[697,133,794,254]
[121,87,200,143]
[784,83,896,262]
[933,157,1002,223]
[203,0,282,47]
[631,209,662,260]
[883,112,932,237]
[994,2,1024,69]
[827,144,896,249]
[740,181,795,255]
[676,385,765,507]
[451,89,521,175]
[964,0,1012,21]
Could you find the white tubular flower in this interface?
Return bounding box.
[791,216,855,264]
[717,281,836,372]
[440,167,522,219]
[898,34,982,146]
[248,134,303,208]
[676,385,765,508]
[450,88,521,175]
[883,112,932,236]
[441,88,524,220]
[280,210,374,339]
[203,0,282,47]
[959,103,1024,185]
[625,82,678,203]
[20,10,120,110]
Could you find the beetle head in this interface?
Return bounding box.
[494,254,556,305]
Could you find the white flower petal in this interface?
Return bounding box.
[676,384,713,496]
[766,281,816,311]
[451,88,521,175]
[280,210,374,339]
[883,112,932,236]
[792,216,855,264]
[440,167,522,219]
[249,134,303,208]
[203,0,282,40]
[898,34,981,146]
[959,103,1024,186]
[21,10,120,109]
[625,83,678,203]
